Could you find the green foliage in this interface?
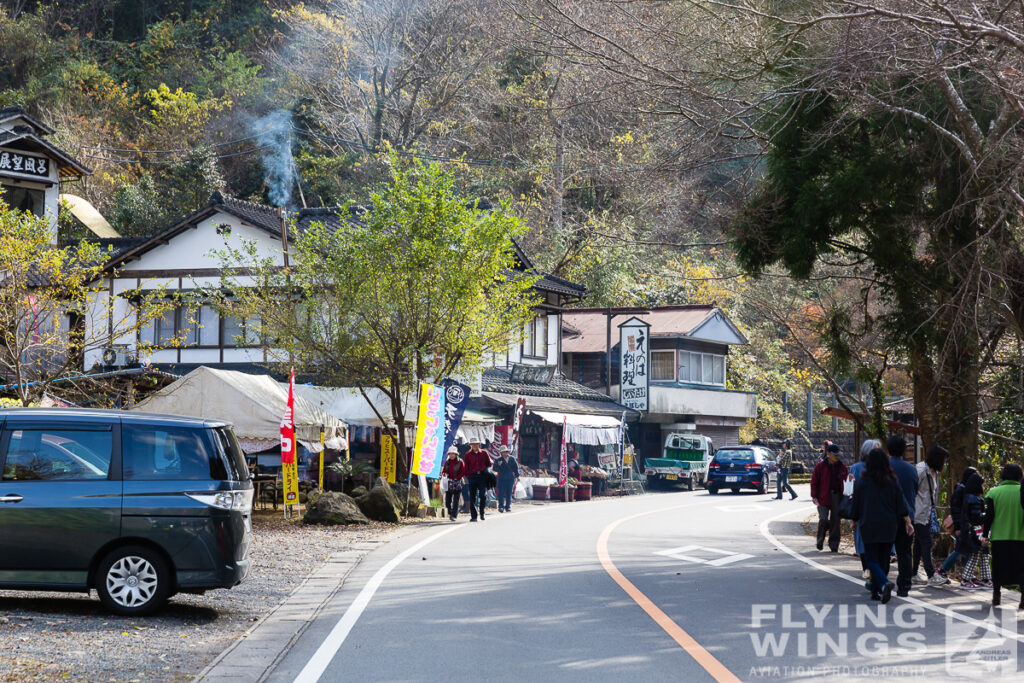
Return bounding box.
[216,158,540,470]
[109,148,224,235]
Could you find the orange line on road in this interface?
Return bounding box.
[597,503,741,683]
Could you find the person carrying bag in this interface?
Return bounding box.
[441,446,466,522]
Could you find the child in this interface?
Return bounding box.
[958,472,991,589]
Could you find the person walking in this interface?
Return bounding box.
[811,443,848,552]
[463,439,492,522]
[775,439,798,500]
[492,445,519,512]
[851,447,913,604]
[851,439,882,579]
[912,446,949,587]
[983,463,1024,607]
[441,446,466,521]
[887,435,918,597]
[936,466,978,582]
[958,472,991,590]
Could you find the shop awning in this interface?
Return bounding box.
[532,410,623,446]
[481,391,633,418]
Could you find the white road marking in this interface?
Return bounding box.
[293,525,462,683]
[654,544,754,567]
[759,505,1024,643]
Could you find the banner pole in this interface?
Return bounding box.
[318,425,325,492]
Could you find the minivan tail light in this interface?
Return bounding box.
[187,490,253,511]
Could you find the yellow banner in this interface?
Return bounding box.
[381,434,397,484]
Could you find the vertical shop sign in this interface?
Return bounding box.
[280,369,300,515]
[380,434,397,484]
[618,317,650,412]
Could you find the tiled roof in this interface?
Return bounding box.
[0,106,55,135]
[884,397,915,415]
[0,129,91,177]
[209,192,282,236]
[561,306,718,353]
[481,367,618,402]
[294,206,364,235]
[534,273,587,297]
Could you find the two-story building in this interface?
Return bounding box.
[0,106,91,240]
[561,306,757,459]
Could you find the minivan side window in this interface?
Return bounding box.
[2,429,113,481]
[123,425,221,480]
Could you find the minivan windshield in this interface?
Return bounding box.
[714,449,755,463]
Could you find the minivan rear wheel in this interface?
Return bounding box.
[96,545,171,616]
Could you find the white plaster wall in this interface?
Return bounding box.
[120,214,285,272]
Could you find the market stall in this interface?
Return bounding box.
[133,366,347,456]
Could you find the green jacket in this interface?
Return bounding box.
[984,481,1024,542]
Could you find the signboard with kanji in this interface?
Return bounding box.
[618,317,650,412]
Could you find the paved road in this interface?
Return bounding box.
[262,486,1024,682]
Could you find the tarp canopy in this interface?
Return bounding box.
[532,410,623,446]
[133,366,347,453]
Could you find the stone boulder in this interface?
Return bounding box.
[350,485,368,499]
[303,491,369,526]
[357,478,403,523]
[391,482,424,516]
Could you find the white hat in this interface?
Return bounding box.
[447,445,459,454]
[498,445,510,454]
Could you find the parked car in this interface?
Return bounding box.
[0,408,252,615]
[706,446,777,495]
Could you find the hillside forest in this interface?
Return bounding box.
[3,0,1024,469]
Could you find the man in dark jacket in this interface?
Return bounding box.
[492,445,519,512]
[887,435,919,596]
[463,439,492,522]
[811,443,848,552]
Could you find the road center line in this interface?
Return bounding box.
[293,524,463,683]
[597,502,742,683]
[759,505,1024,643]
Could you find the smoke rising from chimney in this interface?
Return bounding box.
[250,109,295,208]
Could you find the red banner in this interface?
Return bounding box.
[281,370,296,464]
[510,396,526,459]
[280,369,299,507]
[558,416,568,486]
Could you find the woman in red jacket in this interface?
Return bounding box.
[442,447,466,521]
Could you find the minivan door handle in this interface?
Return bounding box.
[0,494,24,503]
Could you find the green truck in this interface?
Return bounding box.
[644,433,715,491]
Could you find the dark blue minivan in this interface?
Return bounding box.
[0,409,252,615]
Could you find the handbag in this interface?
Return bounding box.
[839,494,855,520]
[440,475,449,493]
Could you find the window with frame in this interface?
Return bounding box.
[2,428,112,481]
[650,350,676,381]
[676,350,726,387]
[142,303,222,348]
[521,316,549,359]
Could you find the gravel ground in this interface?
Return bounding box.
[0,513,405,682]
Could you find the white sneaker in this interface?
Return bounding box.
[862,569,871,580]
[911,572,927,585]
[928,573,950,586]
